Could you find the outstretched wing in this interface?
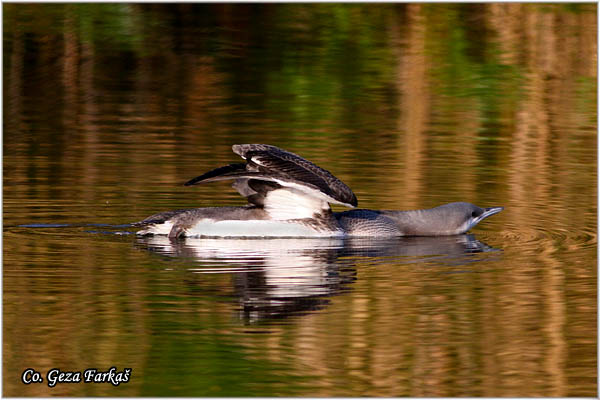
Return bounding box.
[184,163,249,186]
[185,144,358,209]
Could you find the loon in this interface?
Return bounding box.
[136,144,503,238]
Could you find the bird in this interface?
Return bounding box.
[135,144,503,238]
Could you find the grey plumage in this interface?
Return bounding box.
[336,203,503,237]
[136,145,503,238]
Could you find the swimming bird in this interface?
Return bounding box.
[136,144,503,238]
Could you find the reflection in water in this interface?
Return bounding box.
[341,235,499,264]
[137,236,350,323]
[136,235,500,323]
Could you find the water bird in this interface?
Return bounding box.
[136,144,503,238]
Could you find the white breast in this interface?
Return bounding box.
[185,219,344,238]
[263,188,330,220]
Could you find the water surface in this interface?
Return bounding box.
[3,3,596,397]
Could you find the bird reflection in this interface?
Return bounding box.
[135,234,500,323]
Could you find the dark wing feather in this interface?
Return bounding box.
[184,163,289,191]
[183,163,247,186]
[234,144,357,207]
[184,144,357,208]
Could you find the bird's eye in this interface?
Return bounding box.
[471,211,479,217]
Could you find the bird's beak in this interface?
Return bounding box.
[480,206,504,221]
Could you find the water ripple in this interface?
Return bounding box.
[498,224,596,254]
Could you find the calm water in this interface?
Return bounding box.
[3,3,597,397]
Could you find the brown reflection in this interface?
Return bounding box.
[391,4,429,208]
[3,235,149,396]
[6,26,24,134]
[242,252,587,397]
[62,6,78,130]
[540,243,567,396]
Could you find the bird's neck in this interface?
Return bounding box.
[381,209,464,236]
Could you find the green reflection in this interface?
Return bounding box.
[141,328,308,396]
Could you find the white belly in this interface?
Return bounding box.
[187,220,344,238]
[139,219,345,238]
